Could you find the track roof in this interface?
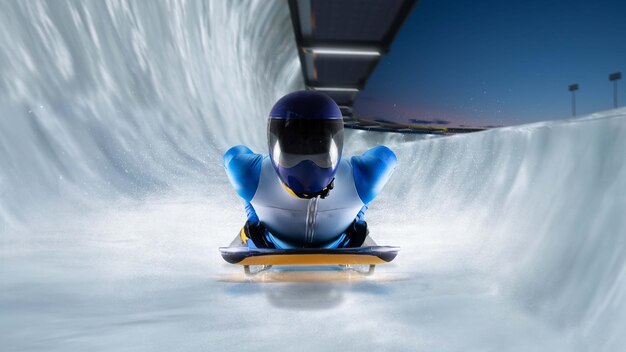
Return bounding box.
[288,0,484,135]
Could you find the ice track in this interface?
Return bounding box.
[1,1,625,351]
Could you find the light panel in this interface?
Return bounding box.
[306,47,381,57]
[311,87,360,92]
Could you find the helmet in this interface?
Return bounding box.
[268,90,344,198]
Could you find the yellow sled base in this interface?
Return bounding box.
[219,237,399,276]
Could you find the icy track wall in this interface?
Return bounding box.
[0,0,302,228]
[370,109,626,350]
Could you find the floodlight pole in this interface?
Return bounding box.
[568,84,578,117]
[609,72,622,109]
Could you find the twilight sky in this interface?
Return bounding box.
[354,0,626,128]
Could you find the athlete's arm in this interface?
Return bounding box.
[223,145,263,222]
[350,146,398,205]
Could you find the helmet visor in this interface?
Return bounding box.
[268,118,344,169]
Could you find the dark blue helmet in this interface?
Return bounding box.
[268,90,344,198]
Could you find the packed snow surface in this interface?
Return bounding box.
[1,1,625,351]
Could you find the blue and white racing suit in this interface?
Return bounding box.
[224,145,397,249]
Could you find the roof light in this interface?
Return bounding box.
[305,47,381,57]
[311,87,360,92]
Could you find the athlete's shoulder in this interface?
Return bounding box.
[223,145,264,202]
[350,146,397,204]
